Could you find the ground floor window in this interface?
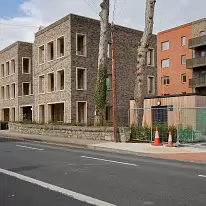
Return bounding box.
[39,105,45,123]
[21,106,32,122]
[48,103,64,123]
[76,102,87,124]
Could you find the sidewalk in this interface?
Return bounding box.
[0,130,205,164]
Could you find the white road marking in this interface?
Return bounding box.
[16,145,44,151]
[81,156,138,167]
[198,175,206,178]
[0,168,116,206]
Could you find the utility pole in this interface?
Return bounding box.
[111,22,118,143]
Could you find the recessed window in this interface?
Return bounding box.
[107,43,112,58]
[48,73,55,92]
[23,58,30,73]
[161,41,170,51]
[11,83,16,99]
[106,106,113,122]
[39,75,45,94]
[1,86,4,99]
[147,76,155,94]
[163,76,170,85]
[76,34,86,56]
[11,108,15,122]
[161,59,170,68]
[6,62,10,76]
[147,49,154,66]
[1,64,4,78]
[23,83,31,96]
[76,102,87,124]
[106,74,112,90]
[39,45,45,64]
[39,105,45,123]
[57,36,65,58]
[181,55,186,65]
[181,74,187,83]
[6,85,10,99]
[181,36,186,46]
[57,70,64,91]
[11,59,15,74]
[76,68,87,90]
[47,41,54,61]
[200,31,206,36]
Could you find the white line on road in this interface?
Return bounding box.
[0,168,116,206]
[16,145,44,151]
[198,175,206,178]
[81,156,138,167]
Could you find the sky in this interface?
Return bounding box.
[0,0,206,50]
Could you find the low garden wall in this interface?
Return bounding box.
[9,123,130,142]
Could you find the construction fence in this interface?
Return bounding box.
[129,107,206,143]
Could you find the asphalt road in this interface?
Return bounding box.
[0,137,206,206]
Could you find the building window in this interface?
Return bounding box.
[39,45,45,64]
[6,61,10,76]
[106,74,112,90]
[57,36,65,58]
[48,73,55,92]
[23,58,30,73]
[39,105,45,123]
[147,49,154,66]
[200,31,206,36]
[76,68,87,90]
[107,43,112,58]
[181,74,187,83]
[106,106,113,122]
[1,64,4,78]
[47,41,54,61]
[161,41,169,51]
[76,34,86,56]
[6,85,10,99]
[181,55,186,65]
[181,36,186,46]
[11,108,15,122]
[39,75,45,94]
[11,83,16,99]
[23,83,30,96]
[1,86,4,99]
[76,102,87,124]
[163,76,170,85]
[11,59,15,74]
[147,76,155,94]
[57,70,64,91]
[161,59,170,68]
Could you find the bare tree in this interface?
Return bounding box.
[134,0,156,125]
[94,0,110,126]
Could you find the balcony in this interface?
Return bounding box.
[189,76,206,88]
[186,56,206,69]
[189,35,206,49]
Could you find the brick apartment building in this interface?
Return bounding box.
[0,14,157,124]
[0,42,33,122]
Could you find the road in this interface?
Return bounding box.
[0,137,206,206]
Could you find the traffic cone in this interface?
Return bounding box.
[167,131,174,147]
[152,128,163,146]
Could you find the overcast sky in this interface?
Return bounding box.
[0,0,205,50]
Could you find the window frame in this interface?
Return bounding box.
[56,69,65,91]
[76,33,87,57]
[11,59,15,74]
[10,83,16,99]
[181,55,186,65]
[147,48,154,66]
[22,57,31,74]
[76,67,87,90]
[56,36,65,59]
[38,44,45,65]
[47,40,55,62]
[161,41,170,51]
[161,59,170,68]
[181,73,187,84]
[38,75,45,94]
[147,75,155,95]
[22,82,31,96]
[163,76,170,85]
[181,36,186,46]
[47,72,55,93]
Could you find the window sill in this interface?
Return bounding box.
[76,53,87,57]
[39,92,46,95]
[57,89,65,92]
[47,91,55,94]
[23,72,31,74]
[76,89,87,91]
[48,59,55,63]
[39,62,45,66]
[57,55,65,60]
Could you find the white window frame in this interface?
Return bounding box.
[22,82,31,96]
[76,101,88,124]
[181,73,187,84]
[161,59,170,68]
[181,55,186,65]
[56,69,65,91]
[10,82,16,99]
[11,59,15,75]
[38,75,45,94]
[22,57,31,74]
[47,40,55,62]
[163,76,170,85]
[6,61,10,76]
[147,48,154,66]
[38,44,45,65]
[147,75,155,95]
[76,33,87,57]
[181,36,186,46]
[1,64,4,78]
[161,41,170,51]
[76,67,87,90]
[19,104,33,122]
[5,84,10,99]
[47,72,55,93]
[56,35,65,59]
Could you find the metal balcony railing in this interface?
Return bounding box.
[189,76,206,88]
[189,35,206,49]
[186,56,206,69]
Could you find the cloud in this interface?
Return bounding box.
[0,0,206,50]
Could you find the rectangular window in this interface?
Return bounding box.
[77,102,87,124]
[161,41,169,51]
[39,75,45,94]
[11,108,15,122]
[6,85,10,99]
[161,59,170,68]
[106,106,113,121]
[147,49,154,66]
[11,59,15,74]
[6,61,10,76]
[1,86,4,99]
[76,34,86,56]
[106,74,112,90]
[181,55,186,65]
[163,76,170,85]
[23,83,30,96]
[57,70,64,91]
[76,68,87,90]
[39,45,45,64]
[181,74,187,83]
[23,58,30,73]
[48,73,55,92]
[57,36,65,58]
[47,41,54,61]
[107,43,112,58]
[147,76,155,94]
[11,83,16,99]
[1,64,4,78]
[39,105,45,123]
[181,36,186,46]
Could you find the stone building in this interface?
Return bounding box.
[0,41,33,122]
[32,14,157,125]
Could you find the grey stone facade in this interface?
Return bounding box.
[0,42,33,122]
[33,14,157,125]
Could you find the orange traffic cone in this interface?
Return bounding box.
[152,128,163,146]
[167,132,174,147]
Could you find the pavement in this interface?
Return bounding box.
[0,137,206,206]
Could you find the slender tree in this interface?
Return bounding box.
[134,0,156,125]
[94,0,110,126]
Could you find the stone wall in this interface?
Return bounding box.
[9,122,130,142]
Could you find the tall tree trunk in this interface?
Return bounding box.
[134,0,156,125]
[94,0,110,126]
